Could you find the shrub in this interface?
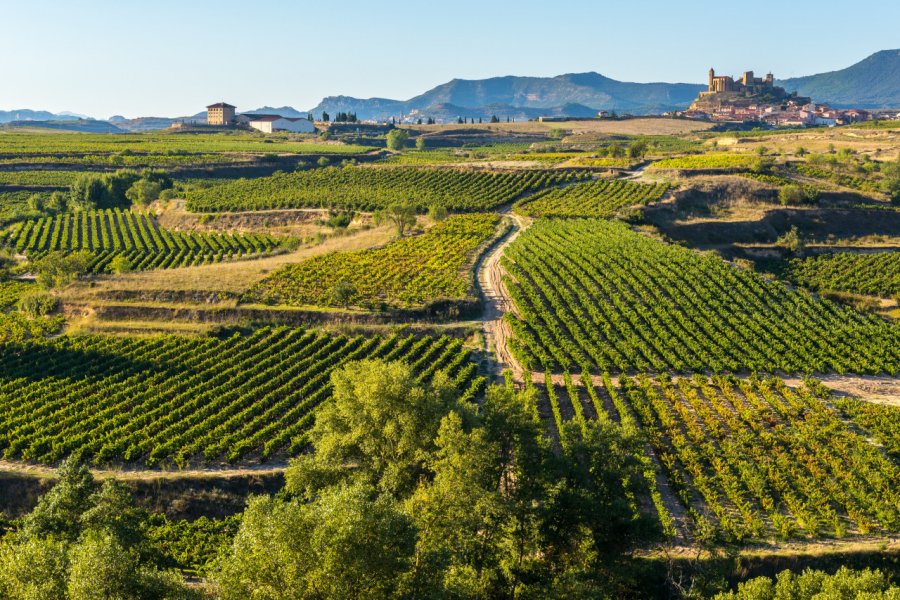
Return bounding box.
[17,290,59,317]
[386,129,410,151]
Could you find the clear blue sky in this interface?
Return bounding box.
[2,0,898,118]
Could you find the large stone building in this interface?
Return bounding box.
[207,102,236,126]
[701,69,775,97]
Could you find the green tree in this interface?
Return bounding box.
[627,139,649,159]
[331,278,357,307]
[0,537,69,600]
[17,290,58,318]
[775,226,805,255]
[32,251,92,289]
[286,360,460,498]
[125,179,163,208]
[386,129,410,151]
[46,191,69,213]
[415,136,427,150]
[107,255,134,275]
[215,484,415,600]
[427,204,448,222]
[375,202,417,237]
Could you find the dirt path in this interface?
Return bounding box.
[475,212,530,381]
[0,459,287,481]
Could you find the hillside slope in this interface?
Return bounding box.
[778,49,900,108]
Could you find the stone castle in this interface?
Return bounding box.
[701,69,774,97]
[689,68,807,113]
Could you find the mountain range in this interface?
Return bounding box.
[2,50,898,131]
[778,49,900,109]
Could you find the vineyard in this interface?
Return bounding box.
[0,169,84,187]
[1,208,287,272]
[833,396,900,462]
[0,281,33,310]
[248,214,499,309]
[795,163,882,193]
[0,327,484,466]
[185,166,589,212]
[0,132,372,156]
[786,252,900,298]
[516,179,668,218]
[539,373,900,541]
[502,219,900,374]
[649,154,760,171]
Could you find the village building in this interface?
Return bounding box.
[206,102,236,126]
[238,114,316,133]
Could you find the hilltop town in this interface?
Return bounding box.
[682,68,874,126]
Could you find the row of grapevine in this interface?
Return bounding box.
[502,219,900,374]
[618,374,900,541]
[0,208,286,272]
[248,214,499,309]
[649,154,760,170]
[185,166,591,213]
[517,179,668,218]
[0,327,484,467]
[786,251,900,298]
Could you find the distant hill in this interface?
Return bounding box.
[1,119,124,133]
[0,109,86,124]
[309,73,706,121]
[244,106,309,118]
[778,49,900,109]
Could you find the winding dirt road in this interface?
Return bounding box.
[475,212,530,382]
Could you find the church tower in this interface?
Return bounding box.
[708,68,715,91]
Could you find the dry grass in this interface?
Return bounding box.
[63,224,396,297]
[713,127,900,161]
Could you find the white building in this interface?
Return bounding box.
[238,114,316,134]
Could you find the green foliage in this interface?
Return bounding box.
[834,396,900,462]
[714,566,900,599]
[503,219,900,374]
[0,459,196,600]
[106,254,133,274]
[219,362,654,598]
[16,290,58,317]
[778,184,819,205]
[651,154,760,171]
[31,250,92,288]
[786,252,900,298]
[248,214,498,309]
[618,375,900,541]
[146,515,240,576]
[427,204,448,222]
[0,328,483,466]
[68,169,171,210]
[185,166,589,213]
[214,486,415,600]
[124,178,163,208]
[4,208,286,273]
[386,128,410,151]
[375,201,417,237]
[774,226,805,254]
[517,179,668,218]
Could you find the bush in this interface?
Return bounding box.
[386,129,410,151]
[107,255,134,275]
[32,251,93,289]
[778,184,818,206]
[17,291,59,318]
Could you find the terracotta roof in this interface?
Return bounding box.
[206,102,236,109]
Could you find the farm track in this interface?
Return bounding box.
[475,211,529,382]
[0,459,288,481]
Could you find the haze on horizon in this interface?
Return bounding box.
[2,0,898,119]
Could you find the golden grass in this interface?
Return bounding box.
[63,224,396,298]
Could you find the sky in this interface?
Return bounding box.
[2,0,898,118]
